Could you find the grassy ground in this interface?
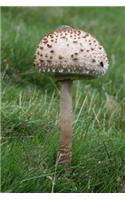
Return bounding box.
[1,7,125,192]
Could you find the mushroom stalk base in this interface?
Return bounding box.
[58,80,73,165]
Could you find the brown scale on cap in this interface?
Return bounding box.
[83,33,89,38]
[59,56,63,59]
[61,35,66,38]
[74,53,78,55]
[40,46,43,50]
[100,62,104,67]
[47,44,52,48]
[92,59,96,63]
[50,35,54,38]
[47,60,52,63]
[77,30,81,35]
[73,58,79,61]
[43,40,48,44]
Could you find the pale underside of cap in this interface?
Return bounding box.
[34,26,109,79]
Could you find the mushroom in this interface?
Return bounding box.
[34,25,109,168]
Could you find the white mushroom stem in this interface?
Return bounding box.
[58,80,73,165]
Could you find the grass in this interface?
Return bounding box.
[1,7,125,192]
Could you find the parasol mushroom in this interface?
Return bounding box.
[34,25,109,168]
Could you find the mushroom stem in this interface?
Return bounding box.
[58,80,73,165]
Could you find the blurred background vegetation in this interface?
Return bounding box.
[1,7,125,192]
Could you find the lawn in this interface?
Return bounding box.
[1,7,125,192]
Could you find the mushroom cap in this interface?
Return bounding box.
[34,26,109,80]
